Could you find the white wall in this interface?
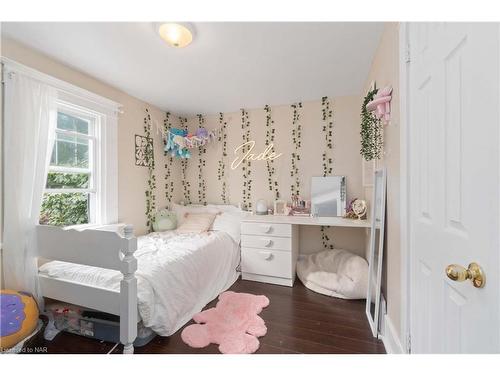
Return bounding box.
[362,23,402,345]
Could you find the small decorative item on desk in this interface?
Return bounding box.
[255,199,268,215]
[344,198,367,220]
[273,200,289,216]
[290,195,311,216]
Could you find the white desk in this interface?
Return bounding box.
[240,214,370,286]
[242,214,370,228]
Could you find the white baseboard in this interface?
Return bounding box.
[380,314,406,354]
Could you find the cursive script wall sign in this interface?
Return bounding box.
[230,140,283,170]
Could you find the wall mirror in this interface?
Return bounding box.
[365,168,387,338]
[311,176,346,217]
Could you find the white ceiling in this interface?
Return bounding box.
[2,22,384,116]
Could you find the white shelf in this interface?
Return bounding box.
[241,214,370,228]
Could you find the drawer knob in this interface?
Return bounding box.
[261,225,273,233]
[259,251,273,261]
[264,239,273,247]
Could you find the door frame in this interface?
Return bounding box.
[398,21,411,354]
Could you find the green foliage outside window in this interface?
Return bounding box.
[39,172,90,226]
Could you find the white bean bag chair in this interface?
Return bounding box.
[296,249,368,299]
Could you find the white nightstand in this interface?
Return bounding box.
[240,218,298,287]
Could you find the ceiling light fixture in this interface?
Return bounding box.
[156,23,193,48]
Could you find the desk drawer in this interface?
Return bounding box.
[241,247,292,279]
[241,234,291,251]
[241,222,291,237]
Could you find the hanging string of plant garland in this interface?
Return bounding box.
[321,96,334,177]
[290,102,303,198]
[196,114,207,205]
[240,109,252,210]
[179,116,191,204]
[320,97,335,249]
[163,111,174,207]
[360,87,383,161]
[264,105,280,200]
[144,108,156,231]
[217,112,229,203]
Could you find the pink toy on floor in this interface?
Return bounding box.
[181,291,270,354]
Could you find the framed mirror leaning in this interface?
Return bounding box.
[310,176,346,217]
[365,167,387,338]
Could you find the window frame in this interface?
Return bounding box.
[43,98,111,226]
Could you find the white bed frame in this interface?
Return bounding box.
[36,224,138,354]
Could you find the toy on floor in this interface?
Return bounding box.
[181,291,270,354]
[0,290,39,351]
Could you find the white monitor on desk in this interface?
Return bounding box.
[310,176,346,217]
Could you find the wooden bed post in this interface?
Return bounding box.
[120,225,138,354]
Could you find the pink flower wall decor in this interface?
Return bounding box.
[366,86,392,124]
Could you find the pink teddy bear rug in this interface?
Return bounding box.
[181,291,270,354]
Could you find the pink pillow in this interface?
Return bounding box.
[176,213,217,234]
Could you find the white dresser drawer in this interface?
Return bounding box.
[241,234,291,251]
[241,222,291,237]
[241,247,292,279]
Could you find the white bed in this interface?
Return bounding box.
[36,221,241,353]
[39,230,239,336]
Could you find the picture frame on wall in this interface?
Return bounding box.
[135,134,153,167]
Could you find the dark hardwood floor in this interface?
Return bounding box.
[39,278,385,354]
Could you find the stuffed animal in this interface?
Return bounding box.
[181,291,270,354]
[152,209,177,232]
[165,128,191,159]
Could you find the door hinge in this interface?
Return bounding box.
[405,45,411,64]
[407,333,412,354]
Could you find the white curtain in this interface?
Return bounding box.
[3,69,57,304]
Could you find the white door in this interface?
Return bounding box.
[408,23,499,353]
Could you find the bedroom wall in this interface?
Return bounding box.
[0,37,182,236]
[182,96,369,256]
[362,23,402,346]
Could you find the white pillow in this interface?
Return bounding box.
[211,211,247,244]
[172,203,220,225]
[206,204,241,213]
[176,213,217,234]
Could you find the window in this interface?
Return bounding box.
[40,102,100,226]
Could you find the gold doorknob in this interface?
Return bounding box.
[445,262,485,288]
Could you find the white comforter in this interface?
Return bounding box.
[39,230,240,336]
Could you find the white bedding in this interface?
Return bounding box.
[39,230,240,336]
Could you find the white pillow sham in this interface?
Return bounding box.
[176,213,217,234]
[171,203,220,225]
[211,210,247,244]
[171,203,246,242]
[207,204,241,213]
